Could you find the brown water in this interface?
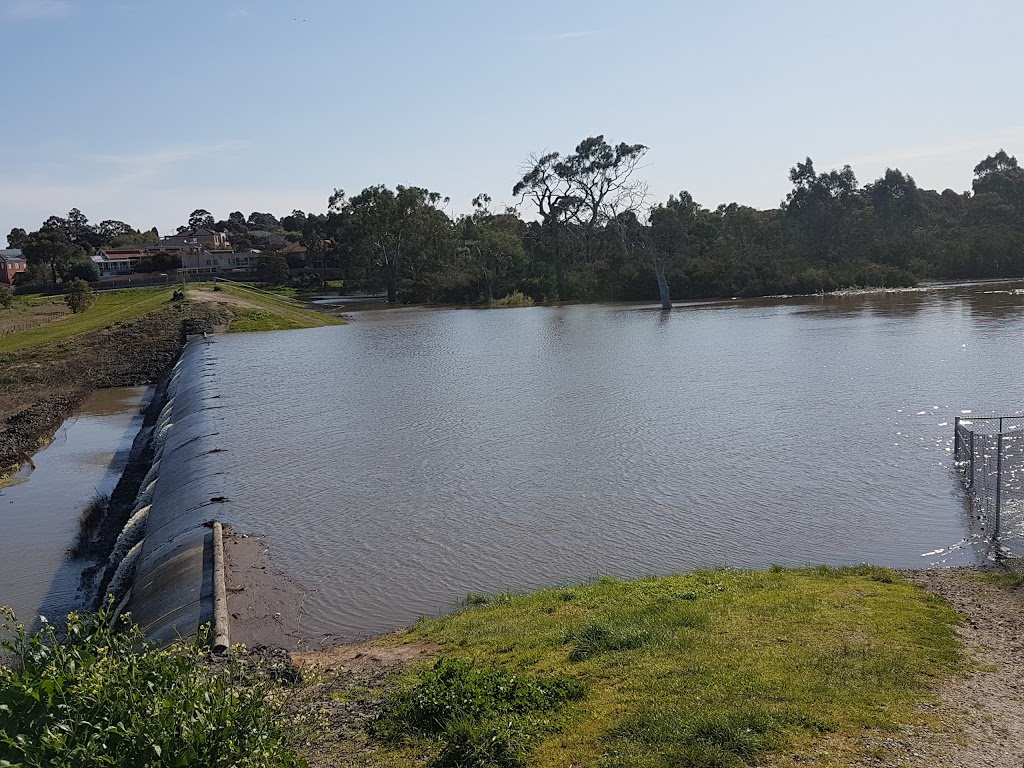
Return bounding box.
[0,387,149,624]
[179,281,1024,644]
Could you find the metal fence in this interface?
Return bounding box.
[955,415,1024,557]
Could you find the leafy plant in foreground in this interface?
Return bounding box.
[0,606,304,768]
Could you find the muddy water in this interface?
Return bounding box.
[0,387,149,624]
[179,282,1024,643]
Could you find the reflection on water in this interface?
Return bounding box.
[188,281,1024,642]
[0,387,149,624]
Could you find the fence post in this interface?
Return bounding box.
[954,416,961,458]
[969,431,975,487]
[994,433,1004,540]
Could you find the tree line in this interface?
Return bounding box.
[8,140,1024,307]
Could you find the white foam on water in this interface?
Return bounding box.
[107,504,151,569]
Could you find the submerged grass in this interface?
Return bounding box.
[358,566,962,768]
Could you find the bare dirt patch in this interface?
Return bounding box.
[285,640,440,767]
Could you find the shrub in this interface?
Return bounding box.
[489,291,535,308]
[63,278,95,314]
[0,286,12,310]
[0,607,303,768]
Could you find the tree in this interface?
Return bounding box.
[514,135,647,297]
[22,230,85,283]
[867,168,923,239]
[63,278,95,313]
[7,228,27,249]
[0,285,13,310]
[247,212,281,231]
[972,150,1024,220]
[280,210,307,232]
[256,254,289,285]
[785,157,862,258]
[331,185,452,303]
[188,209,215,231]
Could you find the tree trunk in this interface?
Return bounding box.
[655,259,671,310]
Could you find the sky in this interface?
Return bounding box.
[1,0,1023,238]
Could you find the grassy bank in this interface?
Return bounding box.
[295,566,963,767]
[0,288,174,354]
[189,282,346,332]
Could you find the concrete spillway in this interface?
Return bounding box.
[120,339,237,646]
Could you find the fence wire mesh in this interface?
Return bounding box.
[955,416,1024,558]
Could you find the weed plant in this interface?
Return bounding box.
[0,606,304,768]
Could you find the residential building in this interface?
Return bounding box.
[178,250,259,275]
[92,249,146,277]
[0,249,27,284]
[160,228,230,250]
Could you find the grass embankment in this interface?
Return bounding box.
[299,566,962,768]
[189,282,346,333]
[0,288,174,354]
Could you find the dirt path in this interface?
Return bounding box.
[886,568,1024,767]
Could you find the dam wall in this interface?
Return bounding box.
[119,339,239,646]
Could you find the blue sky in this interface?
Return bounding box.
[2,0,1022,237]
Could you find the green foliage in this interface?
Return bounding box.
[256,254,289,285]
[0,286,12,310]
[370,657,584,766]
[0,607,304,768]
[488,291,534,308]
[62,278,95,314]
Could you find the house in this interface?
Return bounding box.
[92,248,146,277]
[178,250,259,275]
[160,228,230,250]
[0,249,27,284]
[280,242,308,261]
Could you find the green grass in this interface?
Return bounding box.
[973,563,1024,589]
[190,283,345,333]
[365,566,962,768]
[0,288,175,353]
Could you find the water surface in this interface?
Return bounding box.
[0,387,149,623]
[192,282,1024,642]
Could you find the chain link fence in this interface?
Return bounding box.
[955,415,1024,558]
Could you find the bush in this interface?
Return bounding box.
[0,607,303,768]
[63,278,95,313]
[0,286,12,310]
[489,291,535,308]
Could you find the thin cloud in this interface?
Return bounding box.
[86,141,249,186]
[847,132,1024,169]
[2,0,72,19]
